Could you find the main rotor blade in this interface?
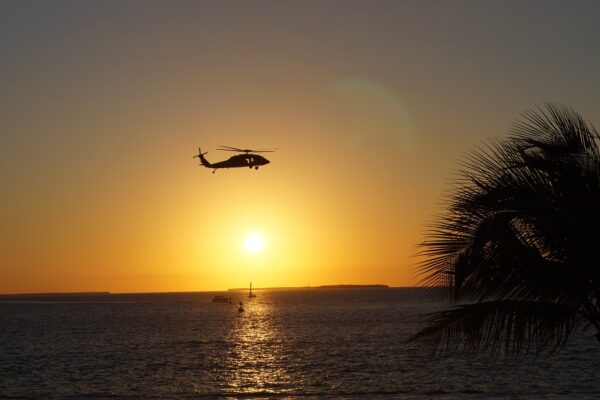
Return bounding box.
[218,145,243,151]
[218,146,277,152]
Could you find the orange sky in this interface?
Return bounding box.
[3,1,600,293]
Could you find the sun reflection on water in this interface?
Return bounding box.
[224,296,292,394]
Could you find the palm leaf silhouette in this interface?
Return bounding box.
[412,104,600,355]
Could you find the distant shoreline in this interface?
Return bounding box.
[0,285,391,298]
[0,291,111,297]
[228,284,389,291]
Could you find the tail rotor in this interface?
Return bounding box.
[193,147,214,170]
[193,147,207,159]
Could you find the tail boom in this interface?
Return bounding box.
[193,147,213,168]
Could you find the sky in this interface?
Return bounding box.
[2,0,600,293]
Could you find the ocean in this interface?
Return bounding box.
[1,288,599,399]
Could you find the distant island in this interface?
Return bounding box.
[228,284,389,291]
[0,292,111,298]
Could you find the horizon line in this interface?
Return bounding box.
[0,284,434,296]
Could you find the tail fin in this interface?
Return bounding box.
[193,147,213,168]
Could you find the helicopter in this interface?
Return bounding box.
[193,145,276,173]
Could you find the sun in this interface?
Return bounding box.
[244,233,265,253]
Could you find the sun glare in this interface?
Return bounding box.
[244,233,265,253]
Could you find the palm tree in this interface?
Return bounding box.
[412,104,600,356]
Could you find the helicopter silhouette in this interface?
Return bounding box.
[193,146,276,173]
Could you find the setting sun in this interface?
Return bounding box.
[244,233,265,253]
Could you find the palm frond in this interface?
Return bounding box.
[410,300,579,356]
[510,103,600,158]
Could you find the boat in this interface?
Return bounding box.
[248,282,257,298]
[211,295,232,303]
[238,301,245,312]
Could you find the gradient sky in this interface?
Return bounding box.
[3,0,600,293]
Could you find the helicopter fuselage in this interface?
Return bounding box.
[212,154,270,169]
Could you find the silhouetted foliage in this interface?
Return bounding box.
[412,104,600,356]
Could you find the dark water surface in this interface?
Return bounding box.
[1,288,599,399]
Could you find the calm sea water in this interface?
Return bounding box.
[1,288,599,399]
